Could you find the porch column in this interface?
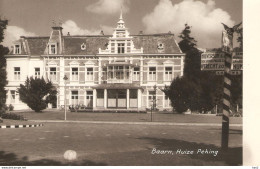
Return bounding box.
[127,89,129,109]
[138,89,142,108]
[93,89,97,109]
[104,89,107,108]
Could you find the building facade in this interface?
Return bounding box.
[5,13,184,111]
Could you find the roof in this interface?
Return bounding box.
[7,33,182,56]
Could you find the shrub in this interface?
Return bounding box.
[18,77,57,112]
[8,104,14,111]
[1,112,27,121]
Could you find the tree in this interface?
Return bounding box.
[178,24,202,81]
[236,28,243,50]
[167,76,201,113]
[178,24,197,52]
[0,19,9,115]
[18,77,57,112]
[164,24,202,113]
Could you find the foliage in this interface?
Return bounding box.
[165,23,242,113]
[18,77,57,112]
[230,74,242,108]
[164,24,202,113]
[178,24,197,52]
[8,104,14,111]
[45,89,57,107]
[166,76,201,113]
[236,28,243,50]
[1,112,27,121]
[0,19,9,115]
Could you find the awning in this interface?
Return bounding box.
[92,83,143,89]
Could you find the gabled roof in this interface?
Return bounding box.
[7,33,183,56]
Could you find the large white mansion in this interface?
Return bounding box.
[5,13,184,111]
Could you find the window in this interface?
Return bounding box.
[14,45,21,54]
[10,90,16,103]
[157,43,164,50]
[97,89,104,98]
[115,66,124,80]
[102,68,107,82]
[130,89,137,99]
[49,44,57,54]
[149,67,156,81]
[86,67,94,81]
[133,67,140,81]
[71,91,78,105]
[81,43,86,50]
[164,95,170,108]
[35,68,40,78]
[108,66,114,79]
[49,67,57,81]
[165,67,173,81]
[86,91,93,107]
[71,67,79,81]
[118,43,125,53]
[14,67,20,80]
[86,91,93,100]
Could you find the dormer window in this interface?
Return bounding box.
[48,43,57,54]
[158,43,164,50]
[14,44,21,54]
[81,43,86,50]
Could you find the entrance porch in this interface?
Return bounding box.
[92,84,143,110]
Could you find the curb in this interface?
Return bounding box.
[30,120,242,127]
[0,123,44,129]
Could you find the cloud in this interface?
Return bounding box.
[142,0,235,48]
[62,20,113,35]
[2,26,36,48]
[86,0,129,14]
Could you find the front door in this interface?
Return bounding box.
[107,89,127,108]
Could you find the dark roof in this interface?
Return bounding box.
[63,33,182,55]
[132,34,181,54]
[63,36,109,55]
[8,33,182,56]
[26,37,49,55]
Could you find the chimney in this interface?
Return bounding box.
[67,32,70,36]
[100,30,104,35]
[139,31,143,35]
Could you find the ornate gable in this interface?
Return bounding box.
[98,11,143,54]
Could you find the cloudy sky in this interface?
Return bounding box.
[0,0,242,49]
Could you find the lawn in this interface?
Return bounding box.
[10,109,242,124]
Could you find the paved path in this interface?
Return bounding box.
[0,122,242,166]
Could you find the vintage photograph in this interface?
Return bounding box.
[0,0,243,166]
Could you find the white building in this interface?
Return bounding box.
[5,13,184,111]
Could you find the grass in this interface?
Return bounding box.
[10,109,242,124]
[0,119,36,126]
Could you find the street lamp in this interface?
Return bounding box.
[63,75,68,120]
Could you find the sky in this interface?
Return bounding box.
[0,0,242,49]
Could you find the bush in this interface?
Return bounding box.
[1,112,27,121]
[8,104,14,111]
[165,76,201,113]
[18,77,57,112]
